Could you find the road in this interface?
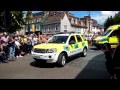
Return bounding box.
[0,46,111,79]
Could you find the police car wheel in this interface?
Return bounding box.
[81,48,87,57]
[57,53,66,67]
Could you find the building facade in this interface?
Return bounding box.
[24,11,104,35]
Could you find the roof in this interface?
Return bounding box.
[33,11,65,23]
[32,11,99,29]
[43,14,64,23]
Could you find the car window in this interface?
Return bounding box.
[81,35,86,41]
[69,36,76,44]
[47,36,69,43]
[109,30,118,37]
[76,35,82,42]
[101,30,111,36]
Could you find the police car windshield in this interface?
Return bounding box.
[101,30,111,36]
[47,36,69,43]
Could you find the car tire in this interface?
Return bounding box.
[57,53,67,67]
[81,47,87,57]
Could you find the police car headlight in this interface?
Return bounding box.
[46,48,57,53]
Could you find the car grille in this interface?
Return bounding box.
[34,48,46,53]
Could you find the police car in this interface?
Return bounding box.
[31,33,88,66]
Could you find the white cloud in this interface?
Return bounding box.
[92,11,119,25]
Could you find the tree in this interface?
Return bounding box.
[104,16,114,31]
[114,13,120,24]
[104,11,120,31]
[9,11,25,33]
[0,11,25,33]
[0,11,5,32]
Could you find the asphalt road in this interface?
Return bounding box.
[0,46,111,79]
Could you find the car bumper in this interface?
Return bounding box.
[31,51,59,63]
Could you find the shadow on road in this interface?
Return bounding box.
[75,53,111,79]
[30,61,57,68]
[89,46,100,50]
[30,54,81,68]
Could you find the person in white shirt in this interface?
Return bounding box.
[15,38,23,58]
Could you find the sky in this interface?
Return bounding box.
[32,11,119,25]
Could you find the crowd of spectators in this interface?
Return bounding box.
[0,32,53,63]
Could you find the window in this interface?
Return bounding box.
[64,30,67,32]
[101,30,111,36]
[47,36,69,43]
[38,18,41,22]
[71,18,74,24]
[75,19,77,24]
[64,25,67,29]
[44,27,46,32]
[109,30,118,37]
[55,24,58,31]
[36,19,38,22]
[69,36,76,44]
[76,35,82,42]
[35,24,36,31]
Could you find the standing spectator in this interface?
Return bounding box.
[27,37,32,54]
[0,46,8,63]
[8,36,15,60]
[1,39,9,59]
[19,35,25,56]
[15,37,22,58]
[33,35,39,45]
[23,35,28,55]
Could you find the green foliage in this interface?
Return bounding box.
[104,12,120,31]
[9,11,25,33]
[114,14,120,24]
[0,11,25,33]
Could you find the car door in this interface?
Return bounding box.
[68,35,77,56]
[75,35,83,53]
[109,30,119,48]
